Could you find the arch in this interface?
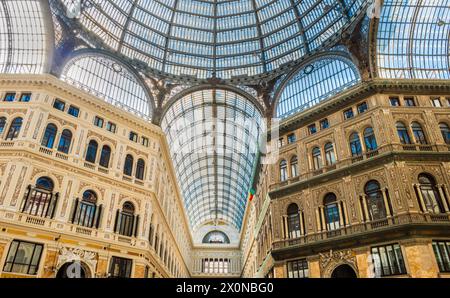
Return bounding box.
[286,203,301,239]
[312,147,322,170]
[160,89,264,231]
[324,142,336,166]
[135,158,146,180]
[0,116,7,136]
[349,132,362,156]
[417,173,445,214]
[99,145,112,168]
[363,127,378,151]
[85,140,98,163]
[56,261,91,278]
[331,264,357,278]
[41,123,58,149]
[273,53,361,119]
[364,180,387,221]
[202,230,230,244]
[323,193,340,231]
[0,0,52,74]
[123,154,134,176]
[396,121,412,144]
[60,49,155,120]
[375,1,450,79]
[411,121,428,144]
[57,129,72,154]
[279,159,288,182]
[36,177,54,191]
[439,122,450,144]
[5,117,23,140]
[290,156,298,178]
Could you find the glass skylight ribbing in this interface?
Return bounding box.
[61,52,153,120]
[161,90,264,231]
[276,56,360,119]
[0,0,48,74]
[377,0,450,79]
[59,0,366,80]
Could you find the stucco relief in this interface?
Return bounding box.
[319,249,358,278]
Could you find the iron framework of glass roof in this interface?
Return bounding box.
[57,0,367,81]
[0,0,50,74]
[377,0,450,79]
[61,50,154,120]
[276,54,360,119]
[161,89,264,231]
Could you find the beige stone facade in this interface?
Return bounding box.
[240,81,450,278]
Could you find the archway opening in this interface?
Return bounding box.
[331,264,357,278]
[56,261,89,278]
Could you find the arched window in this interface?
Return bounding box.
[287,203,301,239]
[22,177,57,218]
[57,129,72,154]
[115,201,138,237]
[324,193,340,231]
[396,122,411,144]
[349,133,362,156]
[72,190,101,228]
[324,143,336,166]
[99,145,111,168]
[41,124,57,148]
[364,181,387,221]
[312,147,322,170]
[124,154,134,176]
[135,158,145,180]
[411,122,427,144]
[279,160,288,182]
[6,117,23,140]
[290,156,298,177]
[0,117,6,136]
[363,127,378,151]
[418,174,444,214]
[440,123,450,145]
[85,140,98,163]
[202,231,230,244]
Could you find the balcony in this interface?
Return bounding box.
[272,213,450,252]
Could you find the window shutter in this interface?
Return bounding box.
[113,210,120,233]
[134,215,140,237]
[71,198,79,223]
[95,204,103,229]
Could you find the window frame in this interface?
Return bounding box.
[3,240,43,275]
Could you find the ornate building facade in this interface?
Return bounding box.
[0,0,449,279]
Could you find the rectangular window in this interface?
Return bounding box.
[19,93,32,102]
[357,102,368,114]
[431,97,442,107]
[404,97,416,107]
[343,108,354,120]
[287,133,296,144]
[141,136,149,147]
[287,259,309,278]
[94,116,104,128]
[278,138,284,148]
[4,92,16,102]
[106,121,116,133]
[3,240,43,275]
[389,97,401,106]
[109,256,133,278]
[371,243,407,277]
[68,105,80,117]
[432,241,450,273]
[320,118,329,130]
[53,99,65,111]
[129,131,138,142]
[308,124,317,135]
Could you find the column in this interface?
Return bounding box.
[338,202,345,226]
[299,211,305,235]
[438,185,449,213]
[315,208,322,232]
[358,196,365,222]
[414,184,427,213]
[320,206,327,231]
[382,188,392,217]
[283,216,289,239]
[342,201,349,226]
[362,195,370,221]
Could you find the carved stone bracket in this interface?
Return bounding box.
[319,249,358,277]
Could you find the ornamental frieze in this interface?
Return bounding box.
[319,249,357,278]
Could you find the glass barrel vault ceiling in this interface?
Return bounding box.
[161,90,264,231]
[59,0,367,80]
